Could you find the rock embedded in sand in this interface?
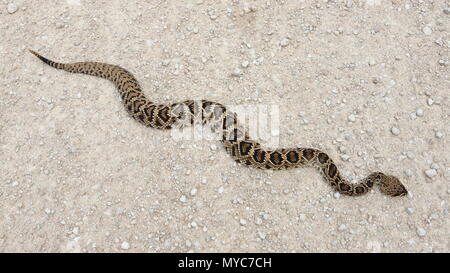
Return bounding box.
[391,127,400,136]
[424,169,437,178]
[422,26,433,35]
[120,241,130,250]
[404,169,413,177]
[416,228,426,237]
[7,3,18,14]
[280,38,290,47]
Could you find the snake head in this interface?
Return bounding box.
[374,173,408,197]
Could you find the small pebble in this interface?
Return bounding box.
[404,169,413,177]
[416,228,426,237]
[391,127,400,136]
[347,114,356,122]
[424,169,437,178]
[298,214,306,221]
[190,188,197,196]
[280,38,290,47]
[435,131,443,138]
[241,60,249,68]
[239,219,247,226]
[179,195,187,203]
[430,163,439,170]
[232,68,242,76]
[444,8,450,15]
[258,232,266,240]
[121,241,130,250]
[7,3,18,14]
[338,224,347,231]
[406,208,414,214]
[340,154,350,161]
[422,26,432,35]
[416,109,424,117]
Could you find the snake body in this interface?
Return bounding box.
[30,50,408,197]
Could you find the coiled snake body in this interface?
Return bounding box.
[30,50,408,197]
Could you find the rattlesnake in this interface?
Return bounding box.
[30,50,408,197]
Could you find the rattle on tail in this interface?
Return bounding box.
[29,50,408,197]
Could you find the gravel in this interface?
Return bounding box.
[7,3,18,14]
[416,109,424,117]
[422,26,433,35]
[279,38,290,47]
[424,169,437,178]
[404,169,413,177]
[347,114,356,122]
[416,228,427,237]
[1,0,447,254]
[120,241,130,250]
[391,127,401,136]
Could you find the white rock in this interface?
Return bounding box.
[232,68,242,76]
[422,26,432,35]
[345,0,353,8]
[444,8,450,15]
[406,208,414,214]
[161,59,170,66]
[338,224,347,231]
[340,154,350,161]
[424,169,437,178]
[72,227,79,235]
[298,214,306,221]
[416,109,424,117]
[347,114,356,122]
[258,231,266,240]
[239,219,247,226]
[404,169,413,177]
[391,127,400,136]
[190,188,197,196]
[430,163,439,170]
[435,131,443,138]
[333,192,341,199]
[7,3,18,14]
[179,195,187,202]
[416,228,426,237]
[218,186,224,194]
[280,38,290,47]
[241,60,249,68]
[121,241,130,250]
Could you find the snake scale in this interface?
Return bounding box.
[30,50,408,197]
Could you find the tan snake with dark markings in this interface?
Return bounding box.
[30,50,408,197]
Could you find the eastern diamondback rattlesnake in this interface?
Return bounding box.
[30,50,408,197]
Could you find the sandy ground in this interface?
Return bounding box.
[0,0,449,253]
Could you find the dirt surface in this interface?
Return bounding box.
[0,0,449,253]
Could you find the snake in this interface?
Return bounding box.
[30,50,408,197]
